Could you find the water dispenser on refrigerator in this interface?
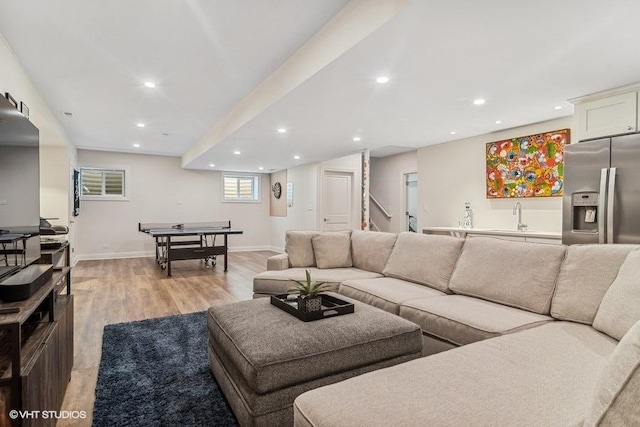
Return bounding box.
[571,192,598,233]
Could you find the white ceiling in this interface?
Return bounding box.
[0,0,348,156]
[2,0,640,173]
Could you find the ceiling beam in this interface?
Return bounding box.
[181,0,409,168]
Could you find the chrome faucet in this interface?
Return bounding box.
[513,202,527,232]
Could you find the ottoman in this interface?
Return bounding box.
[207,293,422,426]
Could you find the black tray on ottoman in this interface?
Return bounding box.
[270,293,354,321]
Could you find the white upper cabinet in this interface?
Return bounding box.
[574,91,638,141]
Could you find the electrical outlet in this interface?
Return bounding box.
[0,200,7,205]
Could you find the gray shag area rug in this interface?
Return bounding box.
[93,311,238,427]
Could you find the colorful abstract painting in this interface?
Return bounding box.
[486,129,569,198]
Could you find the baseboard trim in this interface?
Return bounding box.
[75,251,154,261]
[75,246,278,261]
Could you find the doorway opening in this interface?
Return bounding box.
[404,173,417,232]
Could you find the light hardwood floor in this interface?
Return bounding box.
[57,251,275,427]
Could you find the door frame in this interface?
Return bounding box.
[318,167,359,231]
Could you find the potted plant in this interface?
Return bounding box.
[289,269,330,312]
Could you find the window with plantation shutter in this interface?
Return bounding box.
[80,167,128,200]
[222,173,260,202]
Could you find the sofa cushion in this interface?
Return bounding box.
[312,231,352,269]
[285,231,317,267]
[253,267,382,296]
[586,319,640,426]
[294,322,617,427]
[449,237,566,314]
[350,230,397,274]
[399,295,553,346]
[585,320,640,427]
[339,277,446,315]
[267,253,289,271]
[382,233,464,293]
[593,250,640,340]
[552,244,638,324]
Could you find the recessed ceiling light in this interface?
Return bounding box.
[473,99,485,106]
[450,131,457,135]
[376,76,389,84]
[353,136,361,142]
[258,167,264,171]
[209,163,215,168]
[294,155,301,160]
[144,82,156,88]
[495,120,502,124]
[234,150,241,155]
[132,143,140,148]
[554,105,562,110]
[137,123,145,128]
[277,128,287,133]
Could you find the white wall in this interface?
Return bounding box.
[269,169,287,217]
[75,150,271,259]
[0,32,77,253]
[417,117,572,233]
[270,152,363,251]
[370,151,417,232]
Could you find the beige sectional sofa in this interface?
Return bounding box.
[254,230,640,426]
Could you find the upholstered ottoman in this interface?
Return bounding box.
[207,293,422,426]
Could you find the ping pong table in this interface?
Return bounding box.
[138,221,243,276]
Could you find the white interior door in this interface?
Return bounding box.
[322,170,353,231]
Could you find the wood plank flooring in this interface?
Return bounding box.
[57,251,275,427]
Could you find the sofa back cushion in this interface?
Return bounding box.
[552,244,639,324]
[285,231,317,267]
[312,231,353,269]
[382,232,464,293]
[449,237,566,314]
[350,230,397,274]
[593,250,640,340]
[585,319,640,427]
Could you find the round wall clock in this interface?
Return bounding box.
[272,182,282,199]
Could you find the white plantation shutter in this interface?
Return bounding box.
[81,169,103,195]
[104,171,124,195]
[80,168,126,198]
[223,174,259,201]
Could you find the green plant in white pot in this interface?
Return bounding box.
[289,269,330,312]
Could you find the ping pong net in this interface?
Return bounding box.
[138,221,232,232]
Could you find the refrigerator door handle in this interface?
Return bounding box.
[607,167,617,244]
[598,168,608,244]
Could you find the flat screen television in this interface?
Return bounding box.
[0,94,41,269]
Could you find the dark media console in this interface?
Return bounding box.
[0,261,73,427]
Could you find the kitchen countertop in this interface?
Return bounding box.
[422,226,562,239]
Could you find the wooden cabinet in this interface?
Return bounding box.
[0,269,73,426]
[573,90,639,141]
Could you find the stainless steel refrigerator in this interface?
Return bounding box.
[562,133,640,245]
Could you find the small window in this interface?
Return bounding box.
[80,167,127,200]
[223,173,260,202]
